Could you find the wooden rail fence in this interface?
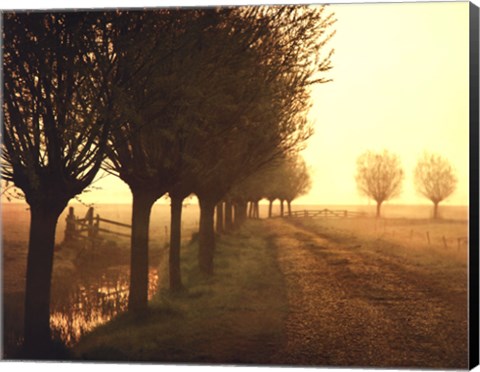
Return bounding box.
[289,209,366,219]
[64,206,131,245]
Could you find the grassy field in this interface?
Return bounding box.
[289,216,468,266]
[73,220,288,363]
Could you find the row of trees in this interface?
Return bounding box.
[225,154,312,220]
[209,154,311,234]
[2,8,333,356]
[355,150,458,218]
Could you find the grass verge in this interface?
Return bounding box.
[73,220,288,364]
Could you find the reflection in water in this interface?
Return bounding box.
[50,267,159,346]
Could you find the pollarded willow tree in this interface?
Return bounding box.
[103,11,170,310]
[2,12,115,356]
[277,156,312,217]
[227,166,273,223]
[104,8,270,299]
[152,8,251,291]
[414,152,457,219]
[103,9,218,307]
[230,154,311,220]
[138,6,335,282]
[186,5,335,276]
[160,7,275,289]
[355,149,404,218]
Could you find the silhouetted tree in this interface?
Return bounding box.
[104,9,233,302]
[216,202,224,233]
[268,198,276,218]
[355,150,404,218]
[106,8,261,293]
[261,161,286,218]
[278,156,312,216]
[167,186,192,292]
[159,8,265,288]
[224,200,234,230]
[414,152,457,219]
[191,6,334,275]
[252,155,311,218]
[2,12,113,356]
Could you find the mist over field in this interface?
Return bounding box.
[1,202,469,244]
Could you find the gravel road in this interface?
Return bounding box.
[267,219,468,368]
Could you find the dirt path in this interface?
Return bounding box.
[267,219,468,368]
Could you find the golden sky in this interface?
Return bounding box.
[298,1,470,206]
[2,1,471,207]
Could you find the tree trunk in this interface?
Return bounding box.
[198,197,216,276]
[224,201,233,231]
[268,200,273,218]
[129,191,156,312]
[376,201,382,218]
[254,201,259,219]
[240,201,247,223]
[287,200,292,217]
[169,195,184,292]
[234,202,240,226]
[433,201,439,219]
[280,199,284,217]
[216,202,224,234]
[23,206,62,357]
[234,200,247,228]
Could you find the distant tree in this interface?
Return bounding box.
[227,168,268,225]
[280,156,312,217]
[2,12,113,356]
[224,199,235,230]
[355,150,404,218]
[414,152,457,219]
[216,201,225,233]
[259,155,311,218]
[265,181,281,218]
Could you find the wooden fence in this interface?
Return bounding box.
[289,209,366,219]
[64,206,131,245]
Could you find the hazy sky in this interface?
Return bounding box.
[297,1,470,206]
[2,1,471,207]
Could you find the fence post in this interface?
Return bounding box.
[64,206,76,243]
[86,207,94,239]
[426,231,431,245]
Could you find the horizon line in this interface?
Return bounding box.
[0,201,470,208]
